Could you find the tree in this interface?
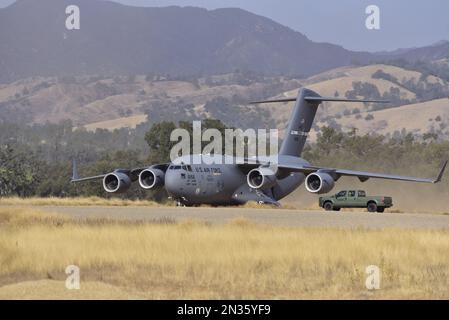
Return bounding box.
[315,127,344,156]
[0,145,42,196]
[145,121,177,163]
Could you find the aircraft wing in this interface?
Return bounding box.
[71,174,108,183]
[277,161,448,184]
[70,160,167,183]
[71,168,148,183]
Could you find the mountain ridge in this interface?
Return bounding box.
[0,0,373,83]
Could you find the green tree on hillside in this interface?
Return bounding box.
[0,145,41,196]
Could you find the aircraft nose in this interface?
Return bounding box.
[164,170,178,194]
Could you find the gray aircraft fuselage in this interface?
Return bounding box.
[163,155,307,206]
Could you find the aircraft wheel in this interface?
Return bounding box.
[176,201,185,207]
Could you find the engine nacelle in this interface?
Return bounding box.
[102,172,132,193]
[305,172,335,194]
[139,168,165,189]
[247,168,277,190]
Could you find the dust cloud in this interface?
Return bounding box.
[285,177,449,213]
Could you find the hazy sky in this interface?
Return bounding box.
[1,0,448,52]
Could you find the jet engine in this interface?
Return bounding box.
[305,172,335,194]
[138,169,165,189]
[102,172,132,193]
[247,168,277,189]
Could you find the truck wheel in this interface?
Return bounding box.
[377,207,385,213]
[367,202,377,213]
[323,202,333,211]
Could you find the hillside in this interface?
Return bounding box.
[0,73,301,129]
[0,0,373,83]
[261,63,449,139]
[327,98,449,138]
[2,62,449,140]
[435,59,449,67]
[384,40,449,62]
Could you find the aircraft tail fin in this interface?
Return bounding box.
[250,88,389,158]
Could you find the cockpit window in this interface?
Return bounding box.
[168,165,194,171]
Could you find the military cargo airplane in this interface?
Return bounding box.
[71,88,447,206]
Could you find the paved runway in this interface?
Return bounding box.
[19,205,449,230]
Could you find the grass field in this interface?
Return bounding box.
[2,196,447,214]
[0,196,167,207]
[0,197,299,210]
[0,207,448,299]
[0,196,415,213]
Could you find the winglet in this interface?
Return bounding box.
[71,159,79,182]
[434,160,448,183]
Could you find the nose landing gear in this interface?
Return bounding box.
[176,197,192,207]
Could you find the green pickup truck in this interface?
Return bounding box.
[319,190,393,213]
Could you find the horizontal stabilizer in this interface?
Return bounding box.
[250,97,389,104]
[304,96,390,104]
[249,97,296,104]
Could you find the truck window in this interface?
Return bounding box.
[336,191,347,197]
[358,191,366,197]
[348,191,356,197]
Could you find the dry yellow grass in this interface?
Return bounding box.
[83,114,148,131]
[0,196,298,210]
[0,207,448,299]
[0,280,146,300]
[305,64,423,86]
[0,196,170,207]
